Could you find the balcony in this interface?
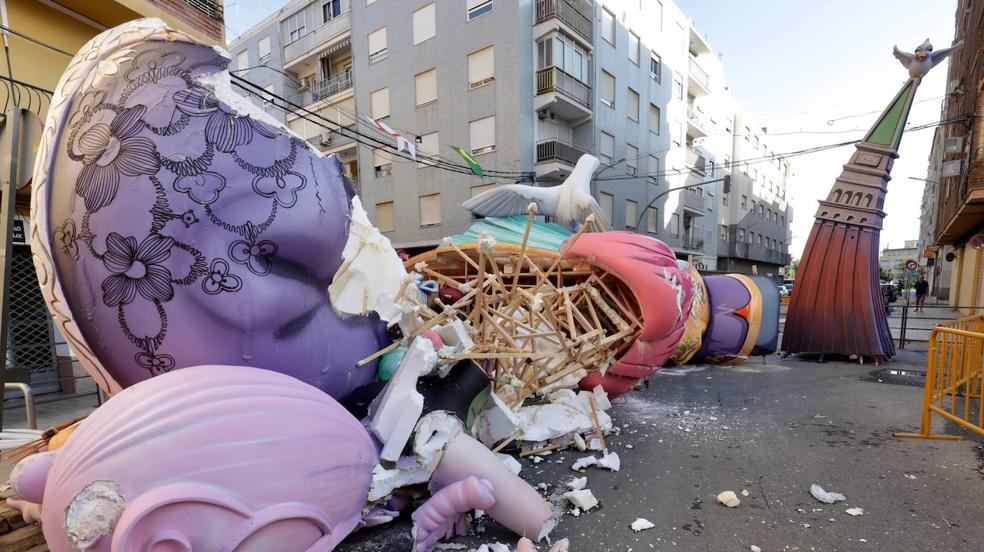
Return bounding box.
[535,138,588,179]
[686,105,709,136]
[687,56,710,96]
[686,148,706,176]
[283,12,351,69]
[683,189,706,213]
[535,67,592,120]
[726,241,791,266]
[289,72,353,108]
[534,0,593,44]
[681,232,704,252]
[304,123,356,152]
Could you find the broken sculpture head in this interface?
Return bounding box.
[11,365,377,552]
[32,18,384,397]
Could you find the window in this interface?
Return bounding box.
[413,3,436,45]
[626,88,640,121]
[420,193,442,226]
[257,37,271,61]
[647,208,658,233]
[368,27,388,63]
[756,234,762,246]
[722,194,728,206]
[673,74,683,100]
[625,200,638,228]
[741,195,747,209]
[286,11,306,42]
[321,0,341,23]
[415,69,437,106]
[649,104,660,135]
[670,213,680,237]
[471,183,495,197]
[601,70,615,107]
[418,132,439,167]
[537,36,589,83]
[648,155,659,184]
[467,0,493,20]
[602,8,615,45]
[738,228,745,242]
[376,202,394,232]
[650,53,661,82]
[758,204,764,217]
[773,211,779,222]
[654,0,663,30]
[470,116,495,155]
[779,241,784,250]
[628,31,640,65]
[468,46,495,88]
[781,215,785,226]
[373,148,392,177]
[747,231,753,244]
[236,49,248,69]
[767,208,772,221]
[600,132,614,165]
[599,192,614,222]
[720,225,728,240]
[370,87,390,119]
[626,144,638,175]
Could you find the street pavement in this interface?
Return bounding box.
[339,349,984,551]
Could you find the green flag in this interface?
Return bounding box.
[453,146,484,177]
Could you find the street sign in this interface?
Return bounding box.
[927,257,936,267]
[905,259,918,271]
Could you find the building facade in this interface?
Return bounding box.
[926,0,984,311]
[229,0,791,273]
[879,240,919,275]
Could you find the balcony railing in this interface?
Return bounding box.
[683,189,705,212]
[304,124,356,149]
[536,67,591,109]
[688,56,709,90]
[289,72,353,108]
[185,0,223,19]
[283,12,351,64]
[535,0,593,43]
[536,139,588,165]
[682,233,704,251]
[686,148,706,176]
[686,105,708,131]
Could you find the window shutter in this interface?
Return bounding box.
[468,46,495,85]
[376,202,395,232]
[418,131,439,167]
[413,4,436,45]
[258,37,271,59]
[650,104,660,133]
[415,69,437,105]
[236,49,249,69]
[599,192,614,221]
[420,194,442,226]
[373,148,391,168]
[625,200,638,227]
[601,71,615,103]
[628,88,639,120]
[626,144,638,171]
[370,87,389,119]
[368,27,387,55]
[470,116,495,153]
[600,132,614,159]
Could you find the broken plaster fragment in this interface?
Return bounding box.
[571,456,598,471]
[368,337,436,462]
[716,491,740,508]
[845,507,864,516]
[810,484,846,504]
[65,480,126,550]
[567,477,587,491]
[496,453,522,476]
[598,451,621,472]
[630,518,655,532]
[563,489,599,511]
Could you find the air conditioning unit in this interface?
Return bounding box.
[944,136,964,154]
[319,132,333,146]
[537,109,549,120]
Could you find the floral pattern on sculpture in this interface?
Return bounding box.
[229,237,278,276]
[101,233,175,307]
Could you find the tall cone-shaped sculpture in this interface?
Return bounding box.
[783,39,960,361]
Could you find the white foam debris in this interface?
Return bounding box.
[717,491,740,508]
[630,518,655,532]
[474,543,511,552]
[567,477,588,491]
[563,489,598,511]
[367,338,436,462]
[810,484,846,504]
[845,507,864,516]
[497,453,522,476]
[329,196,408,324]
[571,456,598,471]
[598,451,621,472]
[573,433,587,451]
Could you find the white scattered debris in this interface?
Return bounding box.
[624,444,634,449]
[497,453,522,476]
[563,489,599,511]
[567,477,588,491]
[570,507,581,517]
[903,474,917,480]
[367,338,436,462]
[813,414,827,419]
[810,484,846,504]
[630,518,655,532]
[571,456,598,471]
[750,546,762,552]
[474,392,523,445]
[573,433,587,451]
[740,489,750,497]
[475,543,511,552]
[716,491,740,508]
[329,196,408,324]
[845,507,864,516]
[598,451,621,472]
[514,387,614,443]
[433,543,468,550]
[531,455,544,464]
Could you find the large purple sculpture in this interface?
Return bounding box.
[31,19,383,396]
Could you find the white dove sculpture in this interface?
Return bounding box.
[893,38,962,79]
[462,154,612,231]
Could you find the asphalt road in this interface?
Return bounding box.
[339,349,984,551]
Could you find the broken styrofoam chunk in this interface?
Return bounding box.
[845,507,864,516]
[598,452,621,472]
[328,196,408,324]
[368,338,436,462]
[573,433,587,451]
[810,484,847,504]
[630,518,655,532]
[474,391,522,446]
[750,546,762,552]
[436,319,475,351]
[740,489,750,497]
[475,543,511,552]
[569,507,580,517]
[497,453,522,476]
[537,518,557,542]
[513,388,614,443]
[563,489,598,511]
[717,491,740,508]
[567,477,587,491]
[571,456,598,471]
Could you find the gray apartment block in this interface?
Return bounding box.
[228,0,793,274]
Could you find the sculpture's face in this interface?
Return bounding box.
[33,20,382,397]
[915,44,932,61]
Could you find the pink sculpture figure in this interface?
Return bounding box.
[412,476,496,551]
[8,365,377,551]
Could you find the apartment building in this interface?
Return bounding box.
[926,0,984,311]
[916,127,952,298]
[229,0,791,273]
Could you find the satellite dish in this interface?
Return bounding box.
[970,233,984,250]
[946,252,956,262]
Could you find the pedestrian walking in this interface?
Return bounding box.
[915,275,929,312]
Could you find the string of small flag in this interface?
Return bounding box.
[363,115,485,178]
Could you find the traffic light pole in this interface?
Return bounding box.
[636,175,731,231]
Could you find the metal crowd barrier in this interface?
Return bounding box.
[895,314,984,440]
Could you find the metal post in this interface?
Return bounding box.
[0,107,21,431]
